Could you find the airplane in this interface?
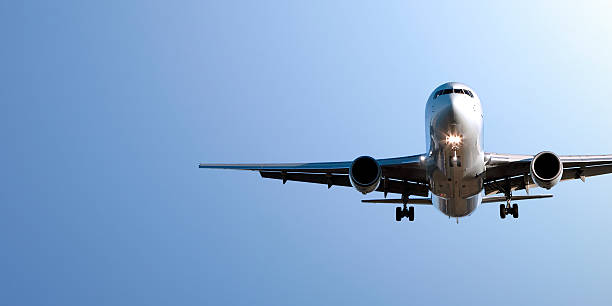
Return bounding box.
[199,82,612,222]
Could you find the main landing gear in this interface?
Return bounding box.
[499,203,518,219]
[396,204,414,222]
[499,192,519,219]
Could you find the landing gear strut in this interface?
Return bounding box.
[396,204,414,222]
[499,192,519,219]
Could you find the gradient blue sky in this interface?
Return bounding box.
[5,1,612,305]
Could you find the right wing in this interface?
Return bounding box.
[484,153,612,195]
[199,154,429,196]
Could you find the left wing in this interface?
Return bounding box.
[485,153,612,195]
[199,154,429,196]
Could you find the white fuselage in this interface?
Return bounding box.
[425,82,485,217]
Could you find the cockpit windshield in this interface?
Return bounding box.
[434,88,473,99]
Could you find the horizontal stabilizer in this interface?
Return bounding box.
[481,194,553,203]
[362,194,553,205]
[361,198,432,205]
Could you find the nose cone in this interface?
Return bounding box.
[429,92,478,148]
[449,95,471,123]
[432,94,468,127]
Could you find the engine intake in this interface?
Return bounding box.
[530,151,563,189]
[349,156,382,194]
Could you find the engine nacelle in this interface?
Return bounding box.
[349,156,382,194]
[530,151,563,189]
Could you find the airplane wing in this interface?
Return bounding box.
[484,153,612,195]
[199,154,429,197]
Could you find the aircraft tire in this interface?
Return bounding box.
[395,207,402,222]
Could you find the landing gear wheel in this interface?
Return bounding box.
[408,206,415,221]
[512,204,519,218]
[499,204,506,219]
[395,207,402,222]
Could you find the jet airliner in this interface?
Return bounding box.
[199,82,612,221]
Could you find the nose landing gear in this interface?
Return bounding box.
[395,204,414,222]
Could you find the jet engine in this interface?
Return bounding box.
[349,156,382,194]
[530,151,563,189]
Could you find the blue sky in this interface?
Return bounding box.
[5,1,612,305]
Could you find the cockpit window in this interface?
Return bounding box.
[434,88,474,99]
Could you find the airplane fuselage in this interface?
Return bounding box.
[425,82,485,217]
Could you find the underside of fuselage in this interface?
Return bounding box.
[432,192,483,217]
[425,82,485,217]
